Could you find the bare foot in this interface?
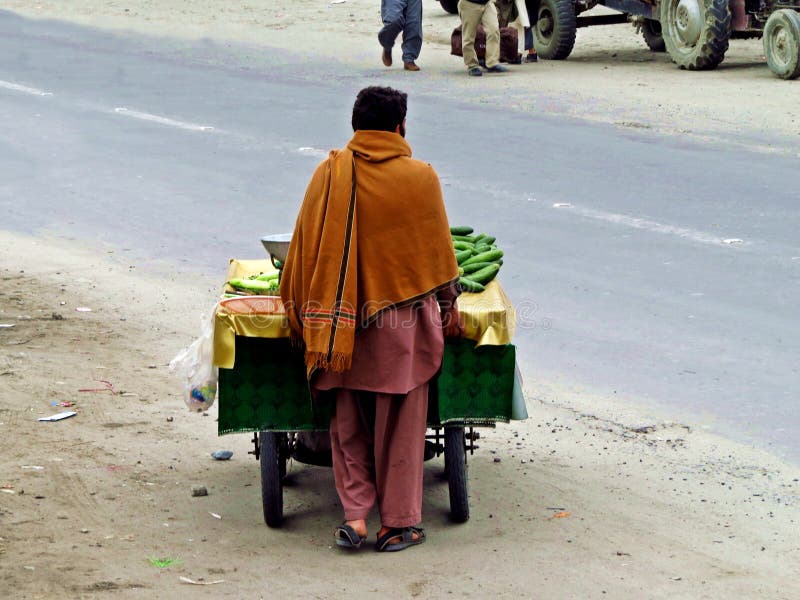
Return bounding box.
[345,519,367,539]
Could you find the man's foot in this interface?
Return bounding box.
[334,519,367,549]
[468,67,483,77]
[382,48,392,67]
[375,526,426,552]
[526,52,538,63]
[486,64,509,73]
[346,519,367,538]
[404,61,420,71]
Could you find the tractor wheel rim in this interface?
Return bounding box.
[772,26,790,66]
[673,0,702,48]
[539,11,554,37]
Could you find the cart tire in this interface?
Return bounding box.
[532,0,577,60]
[444,426,469,523]
[661,0,730,70]
[763,9,800,80]
[260,431,284,527]
[439,0,459,14]
[642,19,666,52]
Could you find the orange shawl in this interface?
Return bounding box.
[280,130,458,376]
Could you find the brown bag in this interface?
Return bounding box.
[451,25,520,64]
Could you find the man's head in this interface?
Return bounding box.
[351,86,407,136]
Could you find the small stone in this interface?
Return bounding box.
[493,457,501,463]
[191,485,208,497]
[147,364,157,369]
[51,312,64,320]
[211,450,233,461]
[166,416,174,422]
[80,528,89,534]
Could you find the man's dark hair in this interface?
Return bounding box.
[351,86,408,132]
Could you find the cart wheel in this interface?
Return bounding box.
[444,426,469,523]
[260,431,285,527]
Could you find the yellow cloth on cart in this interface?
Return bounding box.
[213,259,515,369]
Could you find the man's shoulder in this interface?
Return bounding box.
[398,156,439,178]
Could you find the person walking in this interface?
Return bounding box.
[379,0,423,71]
[458,0,510,76]
[521,0,539,62]
[495,0,538,63]
[280,86,462,552]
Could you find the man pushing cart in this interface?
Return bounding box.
[213,86,526,553]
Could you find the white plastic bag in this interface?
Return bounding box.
[169,312,218,411]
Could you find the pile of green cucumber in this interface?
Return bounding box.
[450,226,504,293]
[227,271,280,295]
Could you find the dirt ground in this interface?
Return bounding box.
[2,2,800,599]
[1,235,799,599]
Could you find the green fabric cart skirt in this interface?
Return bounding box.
[217,336,517,435]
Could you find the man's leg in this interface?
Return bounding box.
[400,0,423,65]
[379,0,409,64]
[481,1,501,69]
[330,388,377,531]
[523,0,538,61]
[373,382,428,529]
[458,0,484,72]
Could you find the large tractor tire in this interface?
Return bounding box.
[763,9,800,80]
[660,0,730,70]
[532,0,577,60]
[439,0,459,14]
[642,19,666,52]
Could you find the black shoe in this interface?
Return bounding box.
[486,64,509,73]
[468,67,483,77]
[526,53,538,63]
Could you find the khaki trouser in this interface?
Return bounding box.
[458,0,500,70]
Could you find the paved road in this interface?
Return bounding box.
[2,12,798,461]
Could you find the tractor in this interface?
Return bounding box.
[437,0,800,79]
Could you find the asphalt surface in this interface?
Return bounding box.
[1,12,798,462]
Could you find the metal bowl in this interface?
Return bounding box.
[260,233,292,267]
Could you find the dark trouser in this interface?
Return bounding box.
[379,0,423,63]
[524,0,536,51]
[524,27,533,51]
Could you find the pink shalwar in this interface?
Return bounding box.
[328,384,428,526]
[314,287,458,527]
